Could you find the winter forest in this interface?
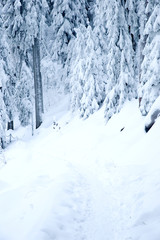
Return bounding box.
[1,1,160,239]
[0,0,160,148]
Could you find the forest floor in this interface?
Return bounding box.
[0,98,160,240]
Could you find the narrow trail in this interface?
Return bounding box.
[0,153,134,240]
[49,158,135,240]
[0,131,133,240]
[37,159,118,240]
[26,157,118,240]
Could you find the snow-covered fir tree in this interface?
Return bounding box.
[1,0,32,128]
[70,24,106,118]
[2,0,48,129]
[15,62,33,126]
[1,3,18,130]
[102,0,136,121]
[50,0,88,64]
[47,0,88,94]
[0,5,6,147]
[0,59,7,148]
[139,1,160,115]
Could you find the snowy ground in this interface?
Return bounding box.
[1,98,160,240]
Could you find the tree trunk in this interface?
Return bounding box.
[1,137,6,149]
[7,111,14,130]
[7,120,14,130]
[33,37,44,129]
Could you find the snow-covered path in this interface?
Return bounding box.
[1,100,160,240]
[0,142,116,240]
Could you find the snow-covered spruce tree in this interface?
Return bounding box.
[80,27,106,118]
[47,0,88,93]
[137,0,153,71]
[40,1,65,109]
[15,62,33,126]
[132,0,146,76]
[69,25,106,118]
[85,0,95,28]
[0,44,11,147]
[0,22,7,147]
[68,26,86,113]
[1,0,33,128]
[125,0,139,52]
[125,0,140,86]
[51,0,88,64]
[0,77,7,149]
[136,0,148,107]
[2,0,24,69]
[138,1,160,116]
[0,5,6,147]
[102,0,136,121]
[1,0,22,130]
[2,0,48,129]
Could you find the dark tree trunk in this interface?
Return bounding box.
[1,137,6,149]
[7,111,14,130]
[33,37,44,129]
[7,120,14,130]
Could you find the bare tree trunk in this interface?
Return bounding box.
[33,37,44,129]
[7,111,14,130]
[1,137,6,149]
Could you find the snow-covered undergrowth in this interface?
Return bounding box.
[0,98,160,240]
